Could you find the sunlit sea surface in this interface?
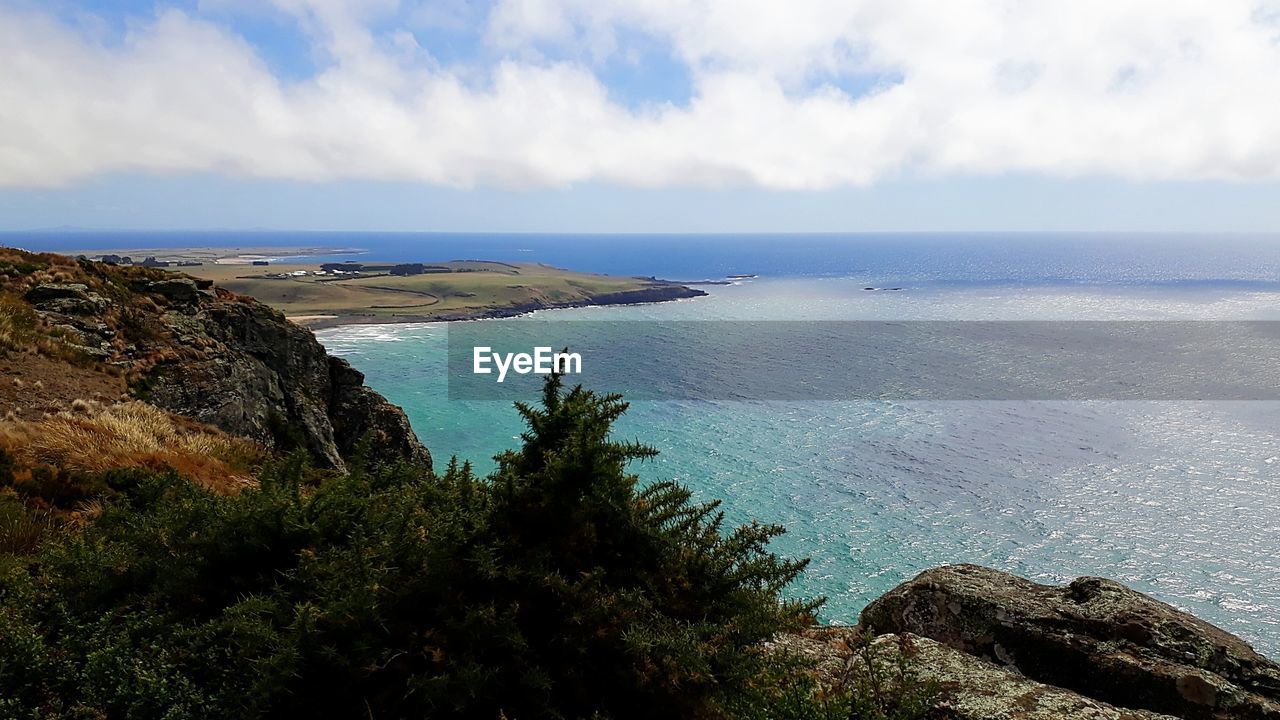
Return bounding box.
[319,272,1280,657]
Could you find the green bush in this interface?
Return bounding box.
[0,377,821,719]
[0,259,48,276]
[11,465,110,510]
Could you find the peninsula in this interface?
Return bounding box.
[82,250,707,327]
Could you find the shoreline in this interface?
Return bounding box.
[293,284,709,329]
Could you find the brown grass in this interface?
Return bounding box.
[0,401,263,494]
[0,294,38,351]
[0,293,92,365]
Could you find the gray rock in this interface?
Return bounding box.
[25,283,90,303]
[51,324,85,341]
[69,344,111,360]
[141,295,431,473]
[146,278,201,302]
[778,629,1179,720]
[861,564,1280,719]
[26,284,108,315]
[34,297,107,315]
[328,356,433,468]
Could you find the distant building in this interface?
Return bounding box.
[177,260,204,266]
[321,262,362,272]
[252,260,270,266]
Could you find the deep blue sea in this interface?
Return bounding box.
[12,232,1280,655]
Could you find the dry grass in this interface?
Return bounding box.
[0,294,38,351]
[0,401,263,494]
[0,497,53,554]
[0,293,91,364]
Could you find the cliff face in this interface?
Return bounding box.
[2,250,429,473]
[140,285,431,471]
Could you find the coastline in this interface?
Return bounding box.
[292,284,708,329]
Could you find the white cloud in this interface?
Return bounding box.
[1,0,1279,189]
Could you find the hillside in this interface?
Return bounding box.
[0,248,428,474]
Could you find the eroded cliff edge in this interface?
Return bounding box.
[2,250,429,472]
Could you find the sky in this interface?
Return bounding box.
[2,0,1280,232]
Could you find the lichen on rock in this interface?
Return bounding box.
[860,564,1280,720]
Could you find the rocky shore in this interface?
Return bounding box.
[294,283,708,329]
[784,564,1279,719]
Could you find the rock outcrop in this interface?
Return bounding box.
[778,629,1179,720]
[138,287,431,472]
[25,282,109,315]
[860,564,1280,720]
[4,251,430,474]
[328,356,432,467]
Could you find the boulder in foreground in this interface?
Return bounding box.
[779,628,1179,720]
[860,564,1280,720]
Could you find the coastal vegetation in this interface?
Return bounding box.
[0,374,835,719]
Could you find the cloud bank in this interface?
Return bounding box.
[2,0,1279,189]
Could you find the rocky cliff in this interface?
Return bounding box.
[2,249,430,473]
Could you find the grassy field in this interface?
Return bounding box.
[176,261,688,325]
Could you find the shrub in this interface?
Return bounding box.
[0,496,51,555]
[0,376,820,719]
[731,632,941,720]
[836,633,941,720]
[0,257,49,277]
[10,464,109,510]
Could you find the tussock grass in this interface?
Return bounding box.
[0,294,38,351]
[0,401,262,494]
[0,293,92,363]
[0,497,52,554]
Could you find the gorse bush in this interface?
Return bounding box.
[0,376,819,719]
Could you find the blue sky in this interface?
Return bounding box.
[2,0,1280,232]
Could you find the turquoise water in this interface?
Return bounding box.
[320,277,1280,656]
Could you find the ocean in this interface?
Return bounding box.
[12,231,1280,654]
